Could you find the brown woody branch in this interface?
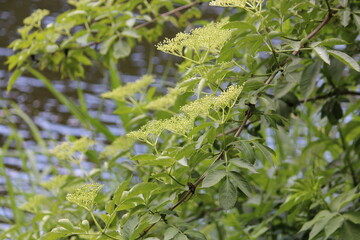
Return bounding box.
[274,4,341,70]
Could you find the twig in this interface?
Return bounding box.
[298,90,360,103]
[170,151,225,211]
[279,4,341,66]
[234,106,254,138]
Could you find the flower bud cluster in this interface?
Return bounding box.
[146,87,186,110]
[156,19,232,58]
[101,75,154,101]
[66,183,103,211]
[51,136,95,161]
[128,85,243,143]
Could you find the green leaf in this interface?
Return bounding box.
[219,178,237,209]
[328,50,360,72]
[243,79,265,92]
[353,14,360,30]
[127,182,158,198]
[330,187,360,212]
[115,200,138,211]
[344,212,360,224]
[136,156,175,166]
[300,61,322,101]
[40,232,68,240]
[51,227,71,234]
[164,227,179,240]
[113,39,131,59]
[324,215,344,239]
[57,219,74,231]
[100,35,117,55]
[277,196,297,214]
[46,44,59,53]
[131,154,157,161]
[223,21,256,31]
[202,170,227,188]
[274,71,300,99]
[339,0,348,7]
[113,178,131,204]
[252,142,276,165]
[236,141,256,163]
[196,78,206,98]
[7,69,22,92]
[174,233,188,240]
[299,210,331,232]
[340,8,351,27]
[250,225,269,239]
[229,158,257,173]
[228,171,252,197]
[184,230,207,240]
[120,215,139,240]
[340,221,360,240]
[122,29,140,38]
[317,38,348,47]
[313,46,330,65]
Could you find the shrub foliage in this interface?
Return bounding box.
[2,0,360,239]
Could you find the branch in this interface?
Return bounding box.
[298,90,360,103]
[292,5,338,56]
[234,106,254,138]
[170,151,225,211]
[275,4,341,75]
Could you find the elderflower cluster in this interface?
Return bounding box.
[209,0,263,13]
[101,75,154,101]
[180,85,243,116]
[128,85,243,143]
[213,85,244,109]
[145,87,186,110]
[127,120,165,143]
[66,183,103,211]
[100,136,135,158]
[180,96,214,118]
[210,0,246,7]
[51,136,95,161]
[156,19,232,58]
[162,115,194,136]
[41,175,68,192]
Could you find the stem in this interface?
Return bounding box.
[298,91,360,104]
[90,212,103,232]
[169,151,225,212]
[168,169,186,187]
[234,106,254,138]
